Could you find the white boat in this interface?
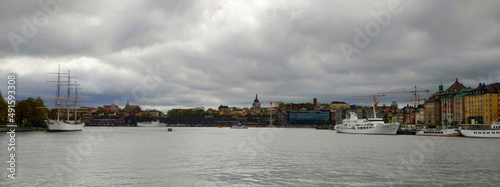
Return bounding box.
[335,112,400,135]
[459,122,500,138]
[231,123,247,129]
[44,66,84,131]
[335,95,400,135]
[137,120,165,127]
[415,126,460,136]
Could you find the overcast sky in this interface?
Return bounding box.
[1,0,500,112]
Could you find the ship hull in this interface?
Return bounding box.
[336,124,400,135]
[45,120,84,131]
[415,129,460,136]
[460,130,500,138]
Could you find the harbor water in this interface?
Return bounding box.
[1,127,499,186]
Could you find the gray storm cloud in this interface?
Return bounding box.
[1,0,500,112]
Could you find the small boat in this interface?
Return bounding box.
[137,120,165,127]
[415,126,460,136]
[231,123,247,129]
[459,121,500,138]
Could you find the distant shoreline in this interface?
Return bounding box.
[0,126,47,132]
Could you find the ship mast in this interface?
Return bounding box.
[57,65,61,121]
[67,69,71,121]
[74,82,79,122]
[353,94,385,118]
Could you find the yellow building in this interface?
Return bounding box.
[464,83,500,124]
[329,101,350,112]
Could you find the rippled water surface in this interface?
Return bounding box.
[1,127,499,186]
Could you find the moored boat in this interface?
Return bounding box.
[415,126,460,136]
[335,112,400,135]
[335,95,400,135]
[459,122,500,138]
[44,66,84,131]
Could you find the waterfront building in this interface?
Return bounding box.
[123,105,141,116]
[287,110,331,126]
[440,78,467,126]
[424,84,444,127]
[230,109,248,116]
[402,106,416,124]
[416,107,425,124]
[85,118,125,126]
[329,101,350,112]
[453,88,473,124]
[103,103,119,112]
[464,83,500,124]
[218,105,230,116]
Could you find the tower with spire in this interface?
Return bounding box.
[252,94,261,111]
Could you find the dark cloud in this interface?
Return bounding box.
[1,0,500,112]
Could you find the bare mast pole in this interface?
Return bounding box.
[67,69,71,121]
[57,65,61,121]
[74,82,78,122]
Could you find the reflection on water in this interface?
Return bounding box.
[1,127,499,186]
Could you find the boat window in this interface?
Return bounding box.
[474,132,477,134]
[487,132,490,134]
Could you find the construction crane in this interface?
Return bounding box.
[353,94,385,118]
[402,95,426,107]
[378,86,429,107]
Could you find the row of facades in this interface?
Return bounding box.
[424,79,500,126]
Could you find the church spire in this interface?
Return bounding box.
[254,94,259,102]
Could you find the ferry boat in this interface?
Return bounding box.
[334,95,400,135]
[231,123,248,129]
[44,66,84,131]
[415,126,460,136]
[459,121,500,138]
[136,120,165,127]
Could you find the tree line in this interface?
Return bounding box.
[1,91,49,127]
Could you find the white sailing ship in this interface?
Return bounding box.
[459,120,500,138]
[137,120,165,127]
[44,66,84,131]
[335,95,400,135]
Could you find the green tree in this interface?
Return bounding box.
[15,99,32,126]
[27,97,49,127]
[14,97,49,127]
[0,91,8,124]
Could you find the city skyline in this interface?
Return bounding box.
[1,0,500,112]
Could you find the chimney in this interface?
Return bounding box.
[313,98,317,109]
